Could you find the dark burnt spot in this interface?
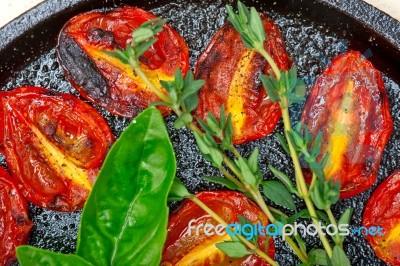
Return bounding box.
[5,258,18,266]
[57,32,110,102]
[84,138,93,148]
[15,214,29,225]
[43,121,57,136]
[48,195,69,210]
[88,28,120,49]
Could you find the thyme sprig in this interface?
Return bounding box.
[228,1,352,264]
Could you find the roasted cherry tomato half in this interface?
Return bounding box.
[363,170,400,265]
[161,191,275,265]
[57,6,189,118]
[0,87,114,212]
[301,51,393,198]
[194,16,290,144]
[0,167,33,266]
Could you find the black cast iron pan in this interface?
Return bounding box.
[0,0,399,265]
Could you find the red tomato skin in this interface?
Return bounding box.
[301,51,393,198]
[0,87,114,212]
[0,167,33,266]
[57,6,189,118]
[363,170,400,265]
[194,16,290,144]
[162,191,275,265]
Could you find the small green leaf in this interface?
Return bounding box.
[204,176,240,190]
[207,112,222,137]
[260,74,280,102]
[338,208,353,226]
[294,234,307,254]
[136,38,157,58]
[174,116,186,129]
[309,249,329,266]
[249,7,266,43]
[132,27,154,43]
[174,68,184,92]
[237,157,258,188]
[248,148,259,174]
[215,241,253,258]
[193,131,211,155]
[237,1,250,25]
[219,105,226,129]
[184,94,199,112]
[309,161,325,181]
[197,118,212,136]
[275,133,290,155]
[320,153,330,168]
[209,148,224,168]
[226,5,243,33]
[223,114,233,145]
[331,246,351,266]
[103,50,129,65]
[290,129,305,151]
[311,131,323,159]
[168,178,192,202]
[268,165,297,195]
[288,209,311,224]
[181,112,193,124]
[263,181,296,210]
[337,208,353,243]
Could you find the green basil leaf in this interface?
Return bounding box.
[204,176,239,190]
[331,246,351,266]
[215,241,252,258]
[17,246,92,266]
[309,248,328,266]
[263,181,296,210]
[77,107,176,266]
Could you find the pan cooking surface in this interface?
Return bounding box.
[0,0,399,265]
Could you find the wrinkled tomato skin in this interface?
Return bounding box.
[194,16,290,144]
[0,167,33,266]
[0,87,114,212]
[363,170,400,265]
[301,51,393,198]
[162,191,275,265]
[57,6,189,118]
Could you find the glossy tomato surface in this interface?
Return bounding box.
[363,170,400,265]
[301,51,393,198]
[162,191,275,265]
[0,87,114,212]
[57,6,189,118]
[194,16,290,144]
[0,167,33,266]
